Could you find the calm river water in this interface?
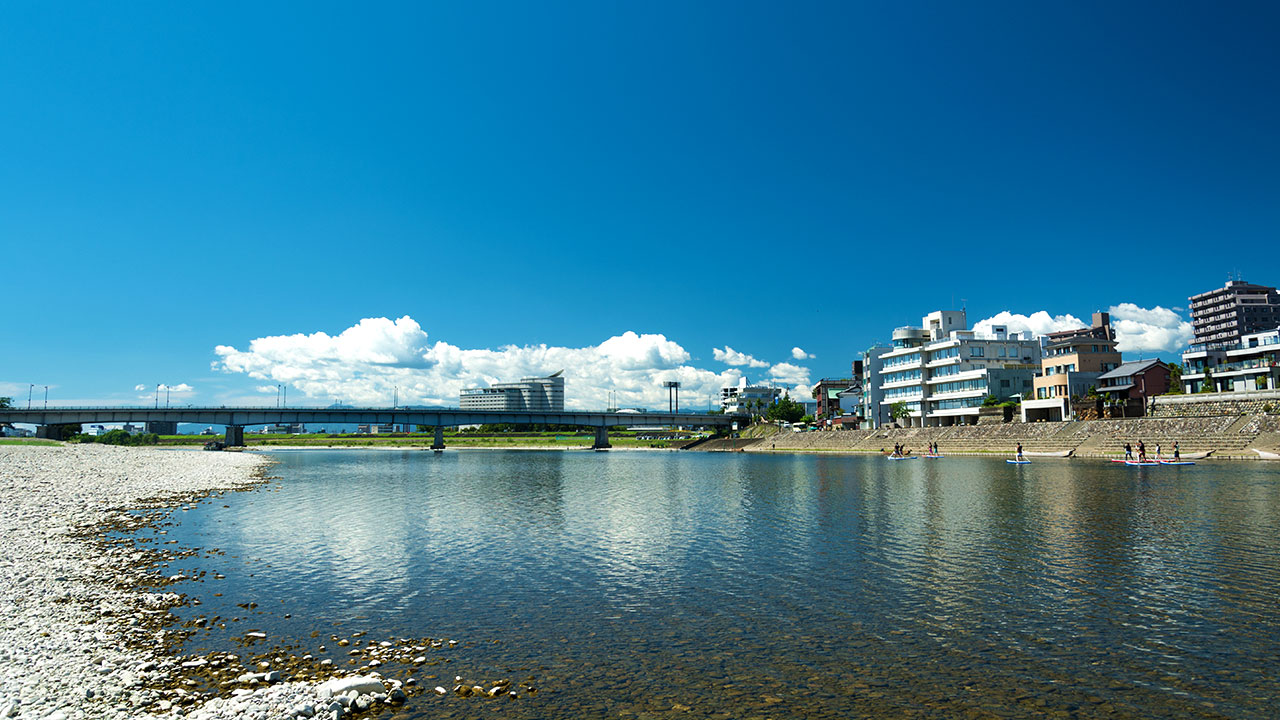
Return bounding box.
[153,450,1280,719]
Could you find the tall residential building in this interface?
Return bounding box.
[860,344,892,429]
[1022,312,1123,422]
[1188,280,1280,351]
[460,370,565,411]
[1183,279,1280,394]
[877,310,1040,427]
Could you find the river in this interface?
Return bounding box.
[147,450,1280,718]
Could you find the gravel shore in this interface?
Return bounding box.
[0,445,409,720]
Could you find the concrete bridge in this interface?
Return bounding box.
[0,407,744,449]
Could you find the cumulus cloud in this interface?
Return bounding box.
[973,311,1086,339]
[135,382,195,402]
[973,305,1192,354]
[214,317,780,410]
[1108,303,1193,354]
[713,346,770,368]
[791,347,814,360]
[767,362,810,385]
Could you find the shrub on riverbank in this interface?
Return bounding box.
[69,429,159,446]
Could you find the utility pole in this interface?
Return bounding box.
[44,386,48,409]
[155,384,160,409]
[28,384,33,410]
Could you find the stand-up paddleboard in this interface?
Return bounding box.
[1110,459,1134,463]
[1159,460,1195,465]
[1007,459,1031,465]
[887,455,918,460]
[923,454,945,459]
[1125,461,1159,466]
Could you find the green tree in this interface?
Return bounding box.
[766,394,805,423]
[890,401,910,421]
[981,394,1000,407]
[0,396,11,408]
[1198,368,1215,393]
[1166,363,1184,394]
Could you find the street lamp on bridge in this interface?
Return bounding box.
[664,381,681,413]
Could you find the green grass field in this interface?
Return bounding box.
[0,438,62,446]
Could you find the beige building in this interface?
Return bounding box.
[1023,312,1122,422]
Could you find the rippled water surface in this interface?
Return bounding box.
[155,450,1280,718]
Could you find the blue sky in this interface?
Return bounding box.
[3,2,1278,410]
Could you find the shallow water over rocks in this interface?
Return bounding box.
[148,450,1280,718]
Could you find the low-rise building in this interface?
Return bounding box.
[1022,312,1123,422]
[813,377,857,421]
[719,383,782,414]
[1094,359,1171,412]
[1181,326,1280,393]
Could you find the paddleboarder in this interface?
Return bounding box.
[1173,442,1180,461]
[1138,440,1147,463]
[1124,442,1133,460]
[1016,443,1024,461]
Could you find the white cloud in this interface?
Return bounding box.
[767,362,810,385]
[256,385,280,394]
[973,311,1086,339]
[1108,303,1193,354]
[791,347,814,360]
[135,382,195,402]
[713,346,770,368]
[973,306,1192,354]
[216,317,756,410]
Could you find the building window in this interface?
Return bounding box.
[971,347,984,357]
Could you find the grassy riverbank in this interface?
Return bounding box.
[157,431,701,450]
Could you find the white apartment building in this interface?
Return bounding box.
[460,370,566,411]
[878,310,1041,427]
[719,383,782,414]
[1182,326,1280,393]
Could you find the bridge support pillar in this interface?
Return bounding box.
[37,424,77,440]
[225,425,245,447]
[431,426,445,450]
[147,421,177,435]
[593,426,611,450]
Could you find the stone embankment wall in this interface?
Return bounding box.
[1149,390,1280,418]
[700,414,1280,458]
